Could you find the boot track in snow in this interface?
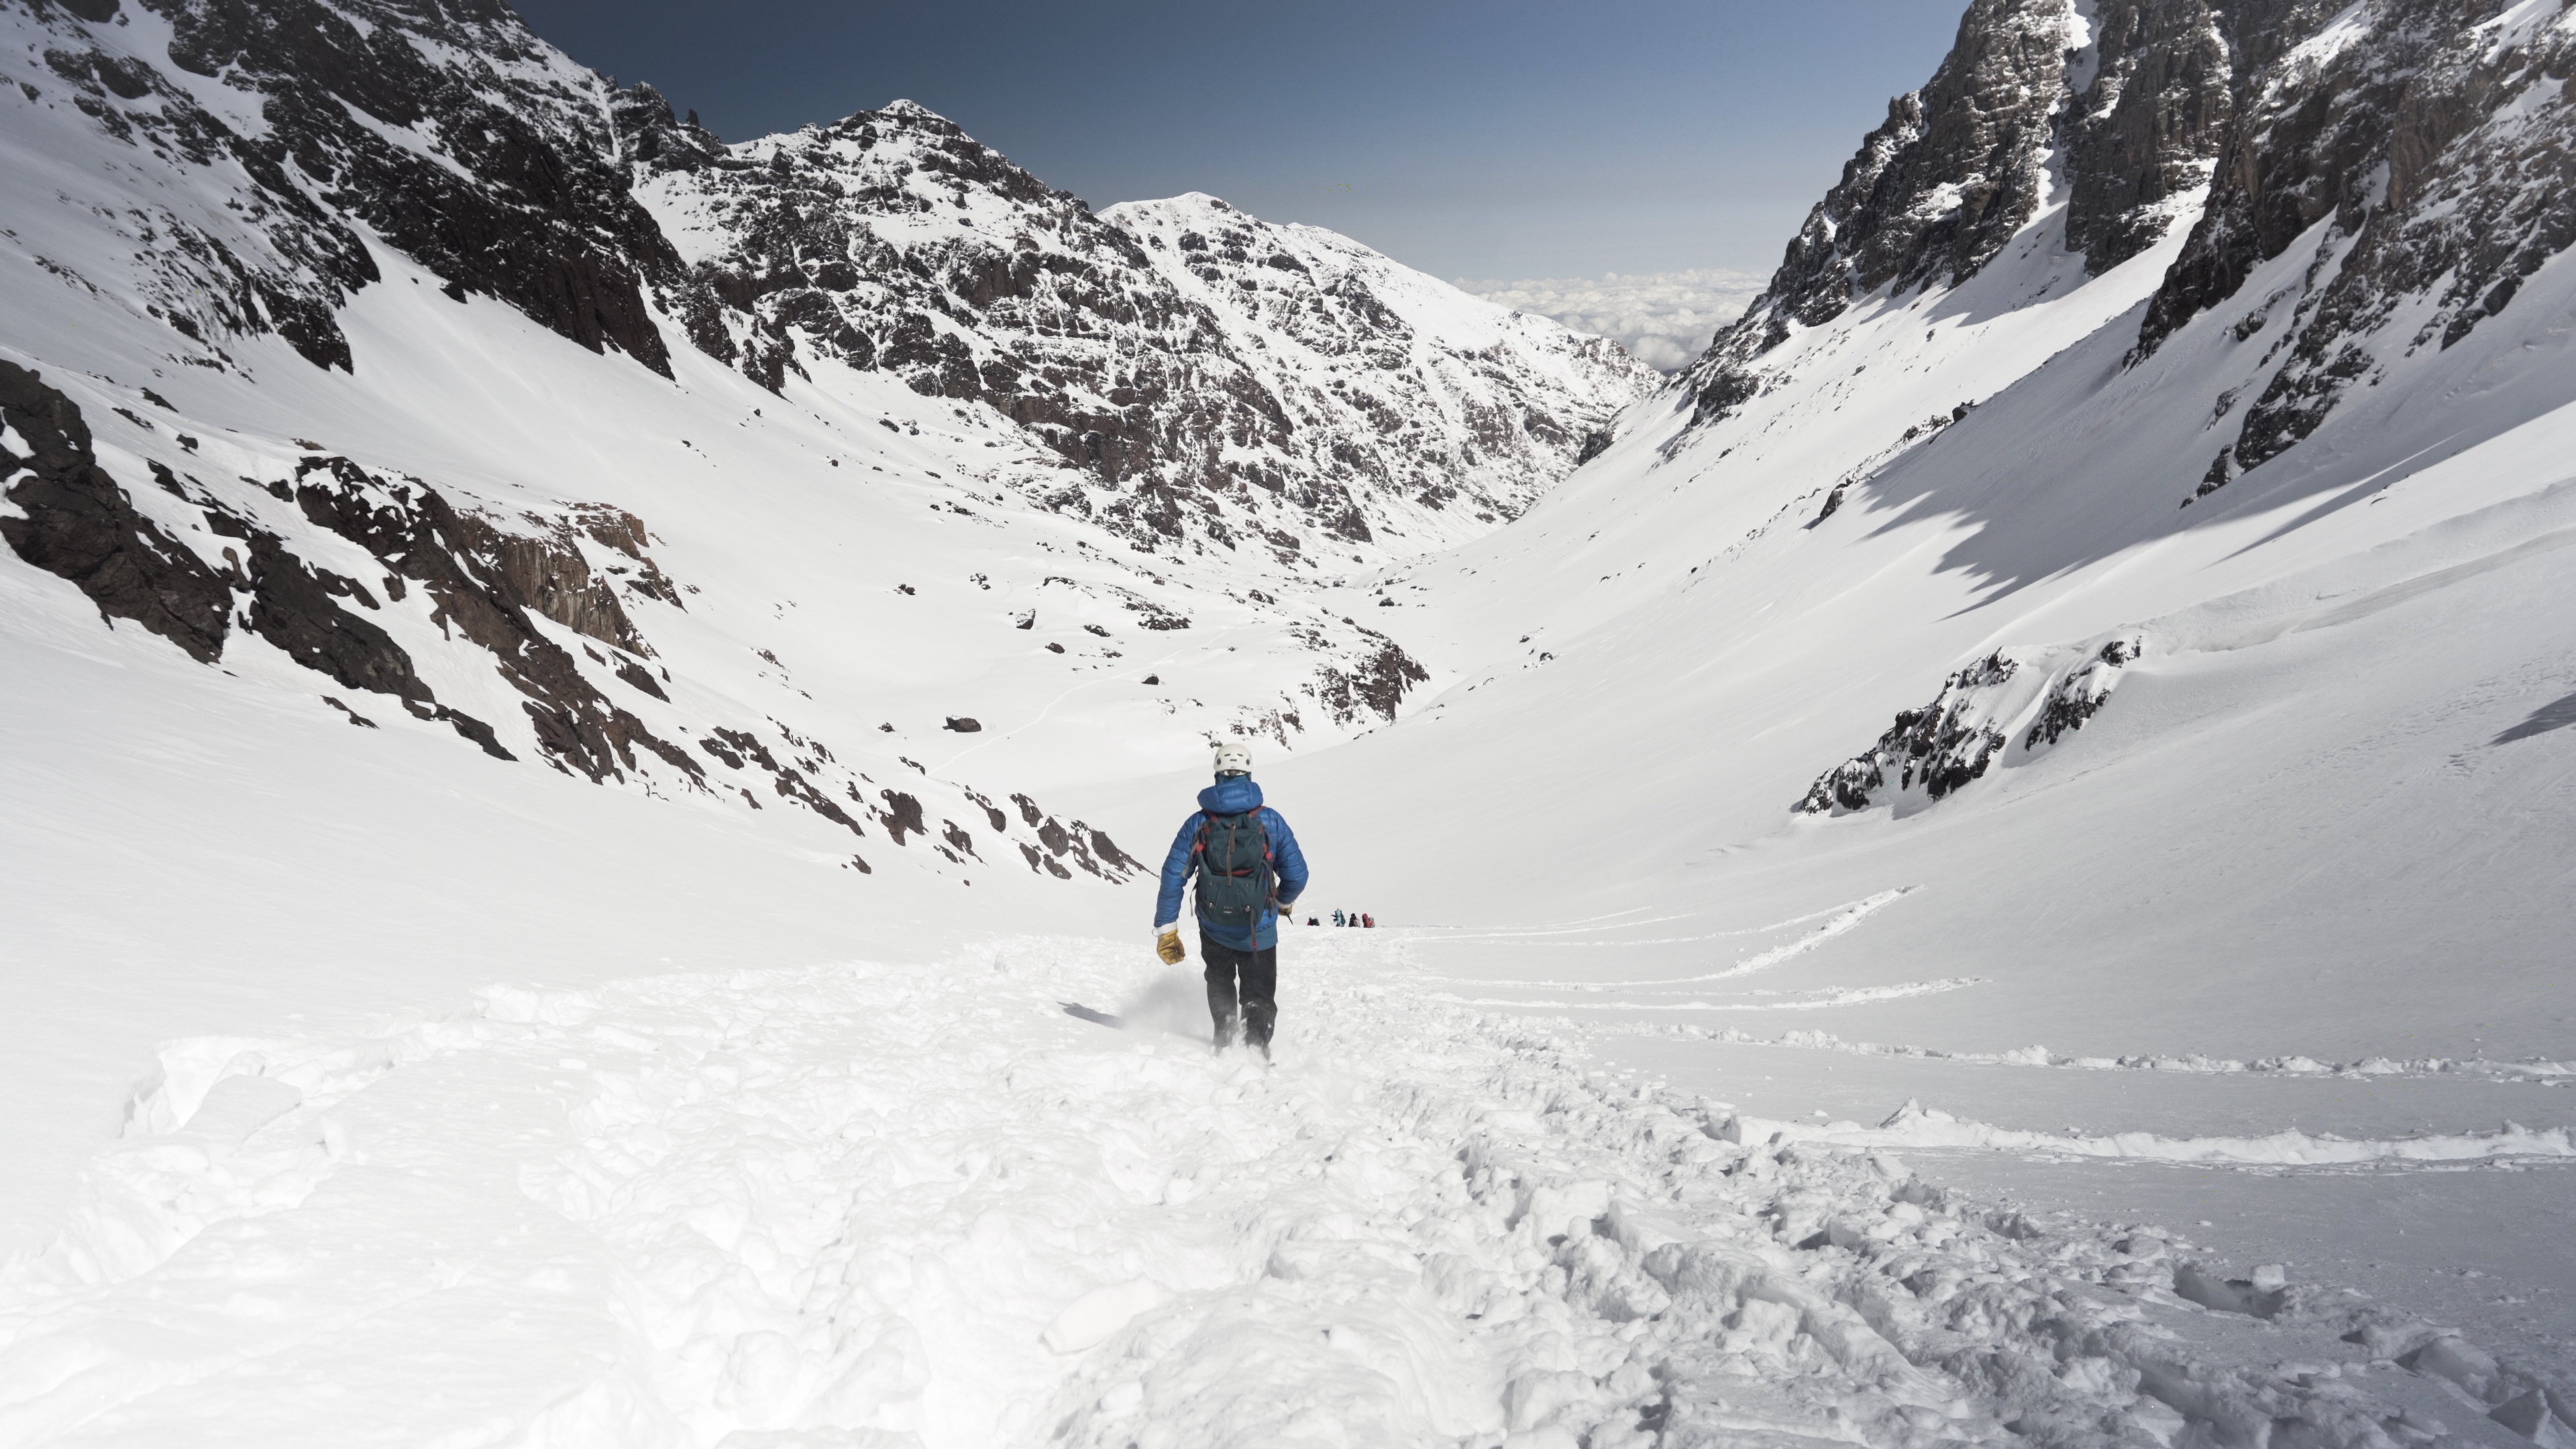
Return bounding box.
[0,932,2558,1448]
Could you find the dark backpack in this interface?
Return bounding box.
[1192,809,1274,930]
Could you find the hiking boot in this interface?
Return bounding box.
[1213,1016,1237,1053]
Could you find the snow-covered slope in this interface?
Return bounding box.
[1285,0,2576,1065]
[0,0,1637,1255]
[0,0,1655,811]
[1226,3,2576,1408]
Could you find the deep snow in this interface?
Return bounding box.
[7,929,2565,1449]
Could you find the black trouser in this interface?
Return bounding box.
[1201,933,1277,1045]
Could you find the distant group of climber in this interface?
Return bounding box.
[1318,910,1373,928]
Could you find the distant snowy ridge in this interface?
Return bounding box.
[0,0,1650,566]
[618,91,1656,558]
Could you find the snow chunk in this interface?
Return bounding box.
[1039,1278,1167,1354]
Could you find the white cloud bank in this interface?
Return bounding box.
[1454,268,1768,372]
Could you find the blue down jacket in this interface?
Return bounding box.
[1154,775,1309,951]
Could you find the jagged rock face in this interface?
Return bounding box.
[617,93,1654,558]
[2139,0,2576,480]
[14,0,681,374]
[1687,0,2076,413]
[1677,0,2341,427]
[0,361,230,661]
[1680,0,2572,503]
[2061,1,2346,274]
[2065,1,2228,271]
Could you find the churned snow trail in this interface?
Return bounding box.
[0,931,2557,1448]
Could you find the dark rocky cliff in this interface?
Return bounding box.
[1678,0,2334,426]
[21,0,681,374]
[2137,0,2576,488]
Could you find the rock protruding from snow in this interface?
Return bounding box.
[1799,637,2144,815]
[0,362,230,663]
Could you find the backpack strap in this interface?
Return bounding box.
[1256,810,1279,918]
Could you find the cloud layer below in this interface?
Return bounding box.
[1454,268,1767,372]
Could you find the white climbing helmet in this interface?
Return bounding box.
[1212,742,1252,777]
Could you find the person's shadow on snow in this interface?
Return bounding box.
[1060,1002,1122,1029]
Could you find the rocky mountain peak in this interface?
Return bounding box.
[627,103,1652,559]
[9,1,1644,569]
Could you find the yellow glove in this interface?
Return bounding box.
[1155,926,1185,966]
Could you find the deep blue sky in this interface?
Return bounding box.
[512,1,1966,282]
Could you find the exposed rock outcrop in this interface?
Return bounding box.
[275,455,695,780]
[0,362,229,661]
[2139,0,2576,480]
[1799,638,2145,815]
[1308,633,1432,727]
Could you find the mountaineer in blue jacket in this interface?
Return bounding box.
[1155,741,1309,1057]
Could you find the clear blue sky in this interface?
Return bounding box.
[512,1,1967,282]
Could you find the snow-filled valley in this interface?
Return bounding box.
[5,0,2575,1443]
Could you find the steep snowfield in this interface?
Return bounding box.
[1283,159,2576,1061]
